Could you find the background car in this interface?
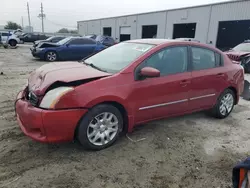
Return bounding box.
[17,39,244,150]
[33,36,65,47]
[225,40,250,73]
[175,38,200,43]
[95,35,117,47]
[30,37,106,61]
[22,33,49,43]
[0,31,20,47]
[85,34,97,39]
[85,35,117,47]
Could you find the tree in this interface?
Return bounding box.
[58,28,78,34]
[58,28,69,33]
[4,21,22,30]
[70,30,78,34]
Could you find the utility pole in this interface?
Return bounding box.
[38,3,45,33]
[21,16,24,28]
[27,2,31,31]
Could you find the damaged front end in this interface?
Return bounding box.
[225,51,250,73]
[26,77,106,109]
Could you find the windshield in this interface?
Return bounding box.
[96,35,105,42]
[45,36,54,41]
[233,43,250,52]
[57,37,71,45]
[84,42,155,73]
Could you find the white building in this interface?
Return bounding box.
[77,0,250,50]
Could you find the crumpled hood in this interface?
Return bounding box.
[224,50,250,61]
[38,42,60,48]
[28,61,111,95]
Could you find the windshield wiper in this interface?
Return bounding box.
[82,61,107,72]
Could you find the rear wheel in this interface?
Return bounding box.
[210,89,235,119]
[77,104,123,150]
[9,40,17,47]
[244,62,250,73]
[45,51,57,62]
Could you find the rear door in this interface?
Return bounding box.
[189,46,228,110]
[1,32,11,43]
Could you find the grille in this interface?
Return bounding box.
[27,91,39,106]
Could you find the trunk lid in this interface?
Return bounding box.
[224,51,250,61]
[28,61,111,95]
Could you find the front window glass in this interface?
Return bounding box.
[46,36,54,41]
[233,43,250,52]
[142,46,188,76]
[84,42,154,73]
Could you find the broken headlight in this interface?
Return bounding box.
[39,87,74,109]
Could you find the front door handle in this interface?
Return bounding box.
[180,80,190,87]
[216,73,224,77]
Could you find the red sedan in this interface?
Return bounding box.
[15,39,244,150]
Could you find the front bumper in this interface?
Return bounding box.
[15,90,88,143]
[30,48,44,59]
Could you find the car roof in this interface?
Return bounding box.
[126,39,175,45]
[125,39,221,52]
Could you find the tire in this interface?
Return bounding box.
[77,104,123,150]
[45,51,57,62]
[244,63,250,73]
[9,40,17,47]
[210,89,236,119]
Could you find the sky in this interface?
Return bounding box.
[2,0,228,32]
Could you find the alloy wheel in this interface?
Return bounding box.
[87,112,119,146]
[219,93,234,116]
[47,52,56,61]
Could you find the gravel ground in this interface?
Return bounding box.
[0,45,250,188]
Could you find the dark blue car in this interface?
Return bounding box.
[30,37,106,62]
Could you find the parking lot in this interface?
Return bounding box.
[0,45,250,188]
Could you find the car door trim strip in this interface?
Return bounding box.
[139,99,188,110]
[190,93,216,101]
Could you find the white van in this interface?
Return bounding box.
[0,31,20,47]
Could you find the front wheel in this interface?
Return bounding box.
[210,89,235,119]
[45,51,57,62]
[77,104,123,150]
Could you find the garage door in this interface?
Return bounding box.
[216,20,250,51]
[120,26,131,35]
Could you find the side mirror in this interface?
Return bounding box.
[66,44,70,47]
[140,67,160,78]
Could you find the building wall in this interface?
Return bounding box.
[136,12,167,39]
[115,15,137,41]
[78,0,250,45]
[207,0,250,46]
[101,18,116,39]
[86,20,101,35]
[165,6,211,43]
[78,22,88,36]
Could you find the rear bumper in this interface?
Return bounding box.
[15,90,88,143]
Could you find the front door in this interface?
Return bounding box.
[189,46,228,110]
[131,46,191,123]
